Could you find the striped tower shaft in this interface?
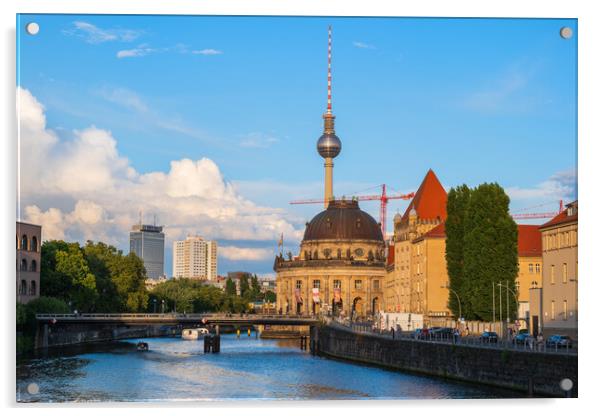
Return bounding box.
[327,25,332,113]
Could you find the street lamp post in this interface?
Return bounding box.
[152,298,157,313]
[161,299,165,314]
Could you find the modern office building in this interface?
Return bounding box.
[173,236,218,280]
[16,221,41,304]
[129,224,165,280]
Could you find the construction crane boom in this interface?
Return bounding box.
[290,184,415,237]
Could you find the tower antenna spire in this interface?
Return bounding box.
[327,25,332,113]
[316,25,342,208]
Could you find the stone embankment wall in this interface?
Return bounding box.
[35,323,180,349]
[315,324,577,397]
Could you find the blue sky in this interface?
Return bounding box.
[17,15,577,276]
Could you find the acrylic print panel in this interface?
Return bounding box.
[16,14,577,402]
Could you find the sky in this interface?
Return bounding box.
[16,15,577,277]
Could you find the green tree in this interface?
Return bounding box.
[110,252,149,312]
[251,274,262,301]
[225,278,237,297]
[239,274,250,298]
[264,290,276,303]
[463,183,518,321]
[40,240,74,300]
[83,241,121,312]
[55,245,97,312]
[445,185,471,318]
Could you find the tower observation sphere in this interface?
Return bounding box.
[317,131,341,158]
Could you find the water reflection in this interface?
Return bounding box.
[17,334,525,402]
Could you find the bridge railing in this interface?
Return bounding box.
[35,313,321,321]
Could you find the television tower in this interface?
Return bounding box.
[316,25,342,208]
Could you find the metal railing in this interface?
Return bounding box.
[35,313,320,322]
[332,320,577,355]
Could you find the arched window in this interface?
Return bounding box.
[20,259,27,271]
[31,236,38,252]
[19,280,27,295]
[30,280,36,296]
[21,235,28,251]
[30,260,37,272]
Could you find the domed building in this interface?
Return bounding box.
[275,199,386,318]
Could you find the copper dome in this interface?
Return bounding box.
[302,199,383,242]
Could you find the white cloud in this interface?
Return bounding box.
[506,168,577,203]
[17,87,301,253]
[65,21,142,44]
[219,246,275,261]
[353,41,375,49]
[191,49,223,56]
[96,87,148,112]
[239,132,279,148]
[116,46,161,59]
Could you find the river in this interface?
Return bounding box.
[17,333,524,402]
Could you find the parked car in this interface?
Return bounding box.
[546,335,573,348]
[427,327,443,335]
[513,332,534,345]
[480,331,498,343]
[430,327,454,339]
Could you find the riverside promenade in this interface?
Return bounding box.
[315,321,577,397]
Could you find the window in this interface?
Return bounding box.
[536,263,541,274]
[550,265,555,284]
[373,280,380,290]
[562,263,568,283]
[354,280,362,289]
[30,260,37,272]
[529,264,534,274]
[551,301,556,320]
[333,280,341,289]
[31,236,38,252]
[20,259,27,271]
[30,280,36,296]
[313,280,320,289]
[19,280,27,295]
[563,300,568,320]
[21,235,28,251]
[295,280,302,289]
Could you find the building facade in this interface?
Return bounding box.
[531,200,578,338]
[173,236,218,280]
[17,221,41,304]
[129,224,165,280]
[516,225,542,320]
[384,169,448,318]
[275,199,386,318]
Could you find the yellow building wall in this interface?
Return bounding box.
[517,256,542,302]
[424,238,451,318]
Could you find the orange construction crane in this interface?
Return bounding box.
[290,184,415,237]
[511,200,564,220]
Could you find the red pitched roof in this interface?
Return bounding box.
[424,222,446,238]
[402,169,447,222]
[517,225,542,257]
[540,201,578,230]
[412,222,446,243]
[386,244,395,266]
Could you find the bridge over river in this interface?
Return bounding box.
[34,313,319,349]
[36,313,319,326]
